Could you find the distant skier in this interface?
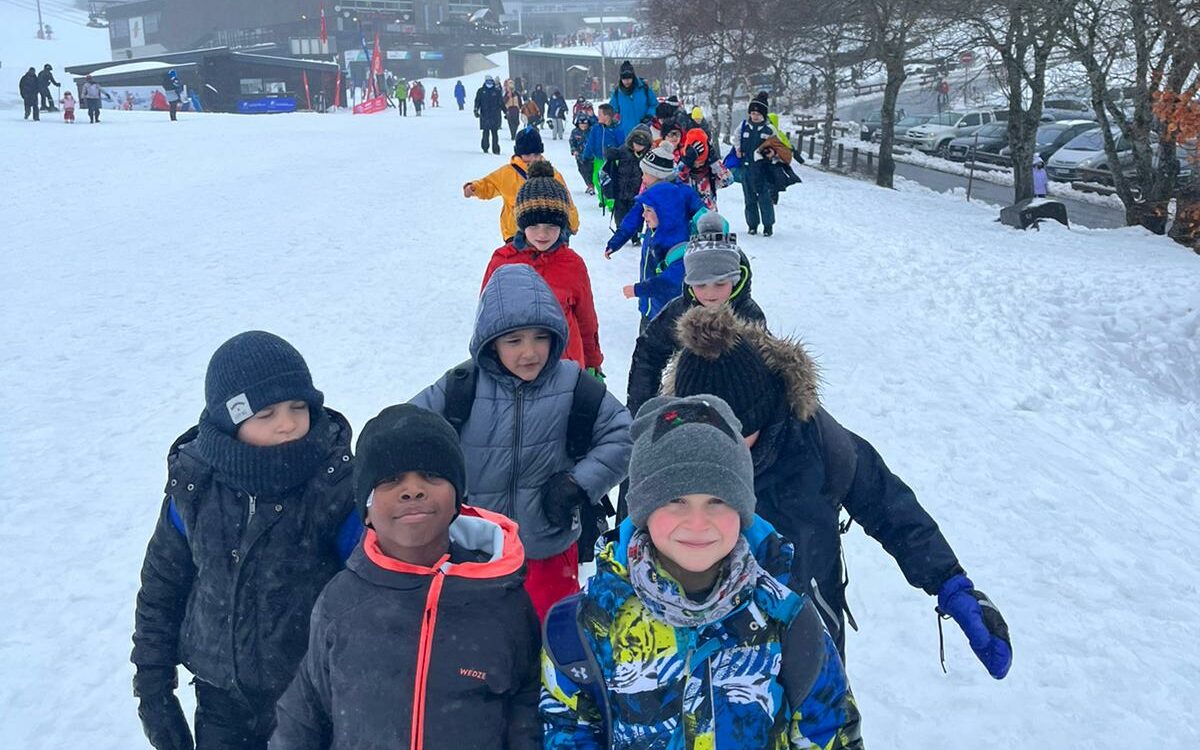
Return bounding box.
[161,69,183,121]
[60,90,76,123]
[474,76,503,154]
[546,88,567,140]
[37,64,59,112]
[431,86,439,107]
[19,67,40,121]
[410,80,425,116]
[454,79,466,110]
[394,78,408,116]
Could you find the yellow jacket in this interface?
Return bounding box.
[468,157,580,241]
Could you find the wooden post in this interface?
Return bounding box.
[808,137,815,160]
[867,150,874,172]
[851,148,859,171]
[837,143,844,168]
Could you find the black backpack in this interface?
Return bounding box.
[441,359,616,562]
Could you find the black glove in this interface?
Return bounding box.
[135,667,194,750]
[542,471,587,530]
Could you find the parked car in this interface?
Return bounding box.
[1043,98,1092,113]
[861,112,934,143]
[889,114,935,143]
[896,110,960,148]
[996,120,1098,165]
[905,109,1007,156]
[1045,126,1123,181]
[859,112,883,141]
[946,122,1009,162]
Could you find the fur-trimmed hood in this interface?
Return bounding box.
[662,305,821,422]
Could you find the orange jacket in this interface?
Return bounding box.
[468,157,581,241]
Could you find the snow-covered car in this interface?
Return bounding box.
[905,109,1007,156]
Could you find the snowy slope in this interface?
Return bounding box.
[0,0,111,109]
[3,50,1200,750]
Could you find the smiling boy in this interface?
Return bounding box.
[541,394,863,750]
[271,404,541,750]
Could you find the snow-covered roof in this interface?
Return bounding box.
[82,61,196,76]
[510,38,668,59]
[582,16,636,24]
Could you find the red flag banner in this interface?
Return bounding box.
[303,71,312,110]
[353,96,388,115]
[371,33,384,76]
[319,4,328,45]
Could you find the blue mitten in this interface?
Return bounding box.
[937,574,1012,679]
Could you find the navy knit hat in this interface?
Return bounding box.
[354,404,467,521]
[204,331,323,435]
[748,99,768,117]
[515,160,572,231]
[514,126,544,156]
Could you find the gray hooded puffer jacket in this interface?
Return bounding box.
[411,265,632,560]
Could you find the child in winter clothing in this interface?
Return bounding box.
[584,103,624,211]
[678,127,720,209]
[547,89,568,140]
[464,126,581,242]
[569,114,596,194]
[625,212,765,425]
[132,331,361,750]
[662,305,1014,676]
[605,144,707,327]
[270,405,542,750]
[482,160,604,374]
[410,265,633,620]
[60,90,75,122]
[1033,156,1049,197]
[431,86,439,107]
[608,126,654,227]
[540,394,865,750]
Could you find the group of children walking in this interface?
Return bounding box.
[132,82,1014,750]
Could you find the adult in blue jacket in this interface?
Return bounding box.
[606,174,706,322]
[453,79,466,110]
[609,60,658,139]
[664,304,1013,683]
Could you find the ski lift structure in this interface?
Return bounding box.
[87,1,123,28]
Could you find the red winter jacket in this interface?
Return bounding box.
[482,242,603,370]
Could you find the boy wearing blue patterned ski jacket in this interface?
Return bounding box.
[540,395,863,750]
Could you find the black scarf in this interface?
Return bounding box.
[194,410,333,497]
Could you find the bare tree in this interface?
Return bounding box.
[964,0,1079,203]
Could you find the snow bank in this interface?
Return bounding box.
[0,0,111,109]
[2,51,1199,750]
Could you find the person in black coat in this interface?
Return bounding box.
[606,125,653,228]
[19,67,40,120]
[625,212,765,422]
[662,306,1013,681]
[162,69,184,121]
[37,64,59,111]
[132,332,362,750]
[270,405,541,750]
[530,83,548,128]
[475,76,504,155]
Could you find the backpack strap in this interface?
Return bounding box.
[654,242,689,275]
[566,371,607,461]
[544,593,611,749]
[442,358,478,434]
[510,162,528,180]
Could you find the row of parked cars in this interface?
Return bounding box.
[858,101,1194,184]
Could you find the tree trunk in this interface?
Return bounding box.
[1010,114,1038,203]
[820,62,838,168]
[876,59,906,189]
[1168,190,1200,252]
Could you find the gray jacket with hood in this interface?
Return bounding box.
[411,265,632,560]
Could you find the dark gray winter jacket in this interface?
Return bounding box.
[410,265,632,560]
[131,410,360,701]
[270,507,541,750]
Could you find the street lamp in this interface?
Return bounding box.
[36,0,45,38]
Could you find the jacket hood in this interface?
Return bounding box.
[662,305,820,422]
[469,264,568,381]
[354,505,526,586]
[599,514,795,586]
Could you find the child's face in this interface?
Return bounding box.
[493,327,552,381]
[666,131,681,147]
[749,111,765,124]
[647,494,741,581]
[642,205,659,229]
[692,280,735,307]
[525,223,562,251]
[236,400,310,447]
[598,112,612,125]
[641,173,661,190]
[367,471,456,562]
[632,142,646,154]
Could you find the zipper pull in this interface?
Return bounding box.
[248,494,257,522]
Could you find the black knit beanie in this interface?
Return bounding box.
[672,338,783,436]
[748,99,769,117]
[515,160,572,231]
[354,404,467,521]
[204,331,323,435]
[514,125,544,156]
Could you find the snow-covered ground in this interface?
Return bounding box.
[4,26,1200,750]
[0,0,111,110]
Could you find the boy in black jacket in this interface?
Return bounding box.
[132,331,361,750]
[271,404,541,750]
[607,125,653,229]
[625,212,765,422]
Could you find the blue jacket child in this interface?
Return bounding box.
[606,145,707,321]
